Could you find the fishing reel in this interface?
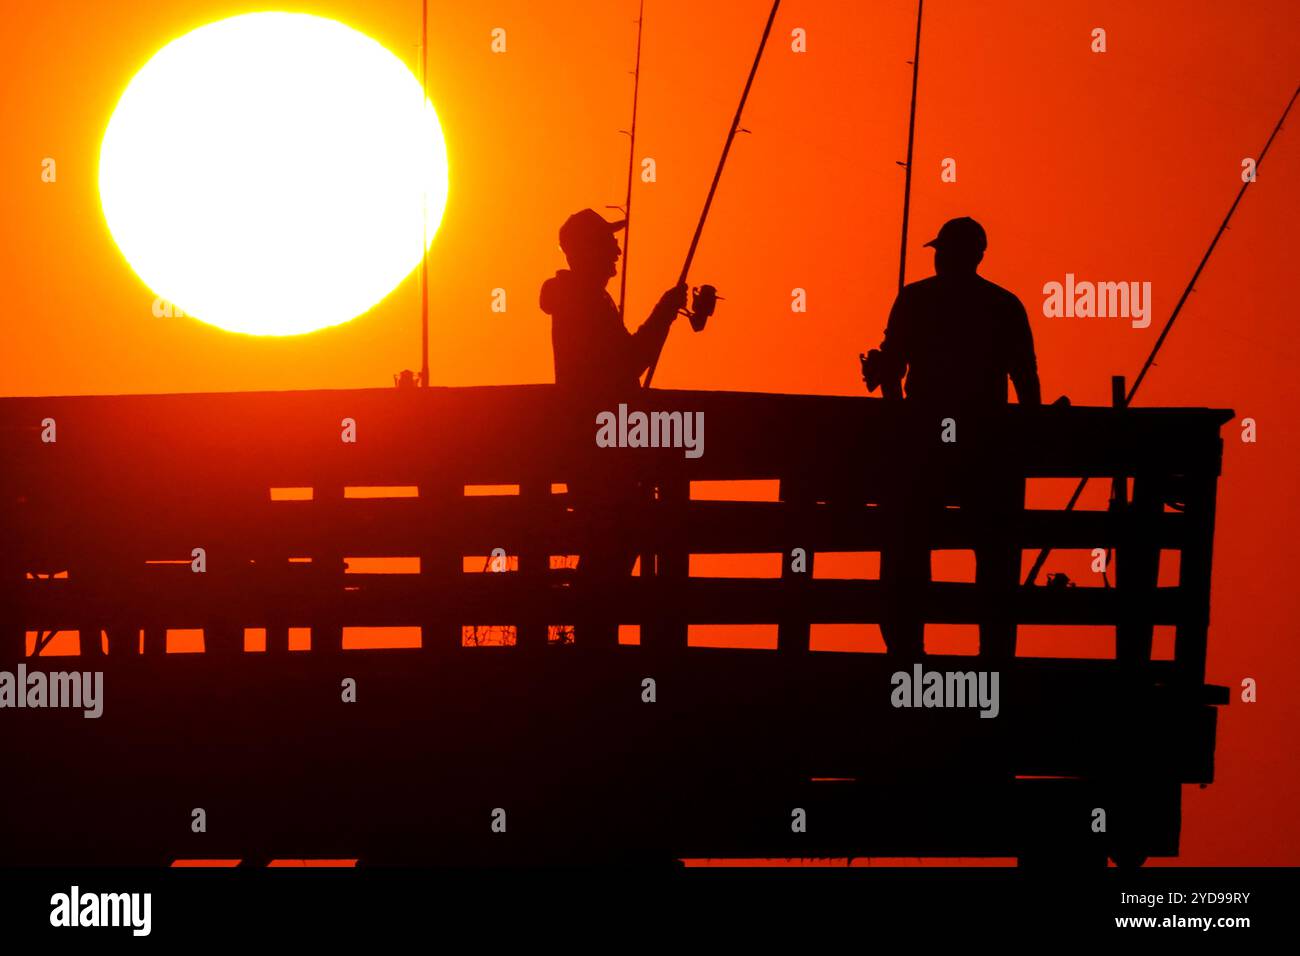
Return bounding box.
[681,284,721,332]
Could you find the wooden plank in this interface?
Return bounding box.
[11,576,1191,630]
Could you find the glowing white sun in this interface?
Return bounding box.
[99,12,448,336]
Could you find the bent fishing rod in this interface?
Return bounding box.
[1024,82,1299,587]
[897,0,923,294]
[643,0,781,389]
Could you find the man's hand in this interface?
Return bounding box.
[655,282,688,318]
[862,347,905,399]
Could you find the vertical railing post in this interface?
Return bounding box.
[516,471,549,650]
[418,466,460,654]
[1115,474,1160,667]
[643,471,689,651]
[312,482,346,654]
[777,474,813,653]
[1175,470,1219,685]
[1109,375,1156,668]
[203,480,252,657]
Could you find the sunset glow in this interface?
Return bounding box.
[98,12,448,335]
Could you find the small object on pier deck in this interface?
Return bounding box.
[1111,375,1127,410]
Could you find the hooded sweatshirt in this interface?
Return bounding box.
[540,269,675,395]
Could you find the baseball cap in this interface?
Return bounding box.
[559,208,626,255]
[924,216,987,253]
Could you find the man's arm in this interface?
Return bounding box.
[1007,296,1042,406]
[874,290,910,399]
[627,283,687,379]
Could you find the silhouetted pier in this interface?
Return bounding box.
[0,386,1232,866]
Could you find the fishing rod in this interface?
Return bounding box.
[611,0,646,324]
[419,0,430,387]
[860,0,923,396]
[642,0,781,388]
[1024,82,1299,587]
[897,0,923,294]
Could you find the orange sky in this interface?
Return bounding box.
[2,0,1297,865]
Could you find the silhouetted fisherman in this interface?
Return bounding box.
[867,217,1041,659]
[870,217,1040,406]
[540,209,686,646]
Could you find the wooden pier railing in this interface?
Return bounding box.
[0,386,1233,866]
[0,386,1231,670]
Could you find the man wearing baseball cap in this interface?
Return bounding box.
[540,208,686,392]
[866,217,1041,660]
[867,216,1040,407]
[540,209,688,646]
